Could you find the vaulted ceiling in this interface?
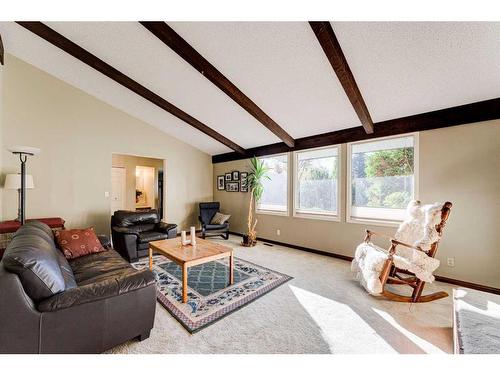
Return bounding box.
[0,22,499,157]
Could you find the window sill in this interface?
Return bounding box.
[346,217,401,228]
[293,212,340,222]
[256,209,289,217]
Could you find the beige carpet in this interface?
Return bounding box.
[108,235,456,354]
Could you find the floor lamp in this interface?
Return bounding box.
[7,146,41,225]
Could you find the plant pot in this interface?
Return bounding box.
[242,234,256,247]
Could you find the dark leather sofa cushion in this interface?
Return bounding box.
[12,224,77,290]
[40,249,155,312]
[112,210,160,227]
[23,220,55,241]
[13,222,54,244]
[69,250,131,285]
[37,268,155,312]
[3,234,66,302]
[55,251,77,290]
[137,231,169,244]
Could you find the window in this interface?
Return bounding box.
[256,153,288,214]
[348,134,418,224]
[294,146,339,219]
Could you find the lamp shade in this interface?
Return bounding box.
[7,146,41,156]
[4,174,34,189]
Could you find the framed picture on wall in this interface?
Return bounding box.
[225,173,232,181]
[240,172,248,192]
[232,171,240,181]
[226,182,239,192]
[217,175,225,190]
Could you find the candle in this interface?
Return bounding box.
[181,230,187,245]
[190,226,196,246]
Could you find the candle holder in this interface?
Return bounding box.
[181,227,197,246]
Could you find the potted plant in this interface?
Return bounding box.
[242,157,270,247]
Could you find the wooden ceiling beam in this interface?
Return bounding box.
[212,97,500,163]
[140,21,295,148]
[309,21,374,134]
[17,21,245,154]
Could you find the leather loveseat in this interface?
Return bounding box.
[111,210,177,262]
[0,221,156,354]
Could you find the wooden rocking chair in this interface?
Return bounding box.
[363,201,452,303]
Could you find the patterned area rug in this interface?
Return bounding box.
[132,255,292,333]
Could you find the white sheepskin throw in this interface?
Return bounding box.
[351,201,443,295]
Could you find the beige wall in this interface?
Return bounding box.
[111,154,163,211]
[0,55,213,234]
[214,120,500,288]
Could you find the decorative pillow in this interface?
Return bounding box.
[55,227,105,260]
[210,212,231,225]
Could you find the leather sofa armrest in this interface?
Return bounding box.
[155,222,177,238]
[38,269,155,312]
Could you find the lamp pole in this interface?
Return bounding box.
[19,153,28,225]
[8,147,40,226]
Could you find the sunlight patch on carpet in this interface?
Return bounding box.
[289,285,396,353]
[372,308,445,354]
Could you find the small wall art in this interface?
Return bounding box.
[226,182,239,192]
[240,172,248,192]
[217,175,225,190]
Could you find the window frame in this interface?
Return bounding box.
[292,145,341,222]
[255,152,290,217]
[346,133,419,227]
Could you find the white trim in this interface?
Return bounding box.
[346,132,419,225]
[294,211,340,222]
[256,152,290,217]
[292,144,341,222]
[255,209,289,217]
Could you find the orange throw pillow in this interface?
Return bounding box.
[55,227,105,259]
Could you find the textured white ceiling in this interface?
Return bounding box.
[46,22,281,150]
[0,22,231,155]
[169,22,361,138]
[1,22,499,156]
[332,22,500,122]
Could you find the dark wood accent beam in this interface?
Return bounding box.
[140,21,295,148]
[309,21,374,134]
[0,33,4,65]
[212,97,500,163]
[17,22,245,154]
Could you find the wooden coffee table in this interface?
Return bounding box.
[149,237,234,303]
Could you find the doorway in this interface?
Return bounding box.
[111,154,165,218]
[110,167,126,213]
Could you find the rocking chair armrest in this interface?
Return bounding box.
[365,230,393,240]
[365,230,424,252]
[390,239,424,252]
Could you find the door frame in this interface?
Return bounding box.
[110,153,167,220]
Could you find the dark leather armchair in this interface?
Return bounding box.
[111,210,177,262]
[199,202,229,240]
[0,221,156,353]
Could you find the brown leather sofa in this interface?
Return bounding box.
[0,221,156,353]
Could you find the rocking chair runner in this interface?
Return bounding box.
[363,201,453,303]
